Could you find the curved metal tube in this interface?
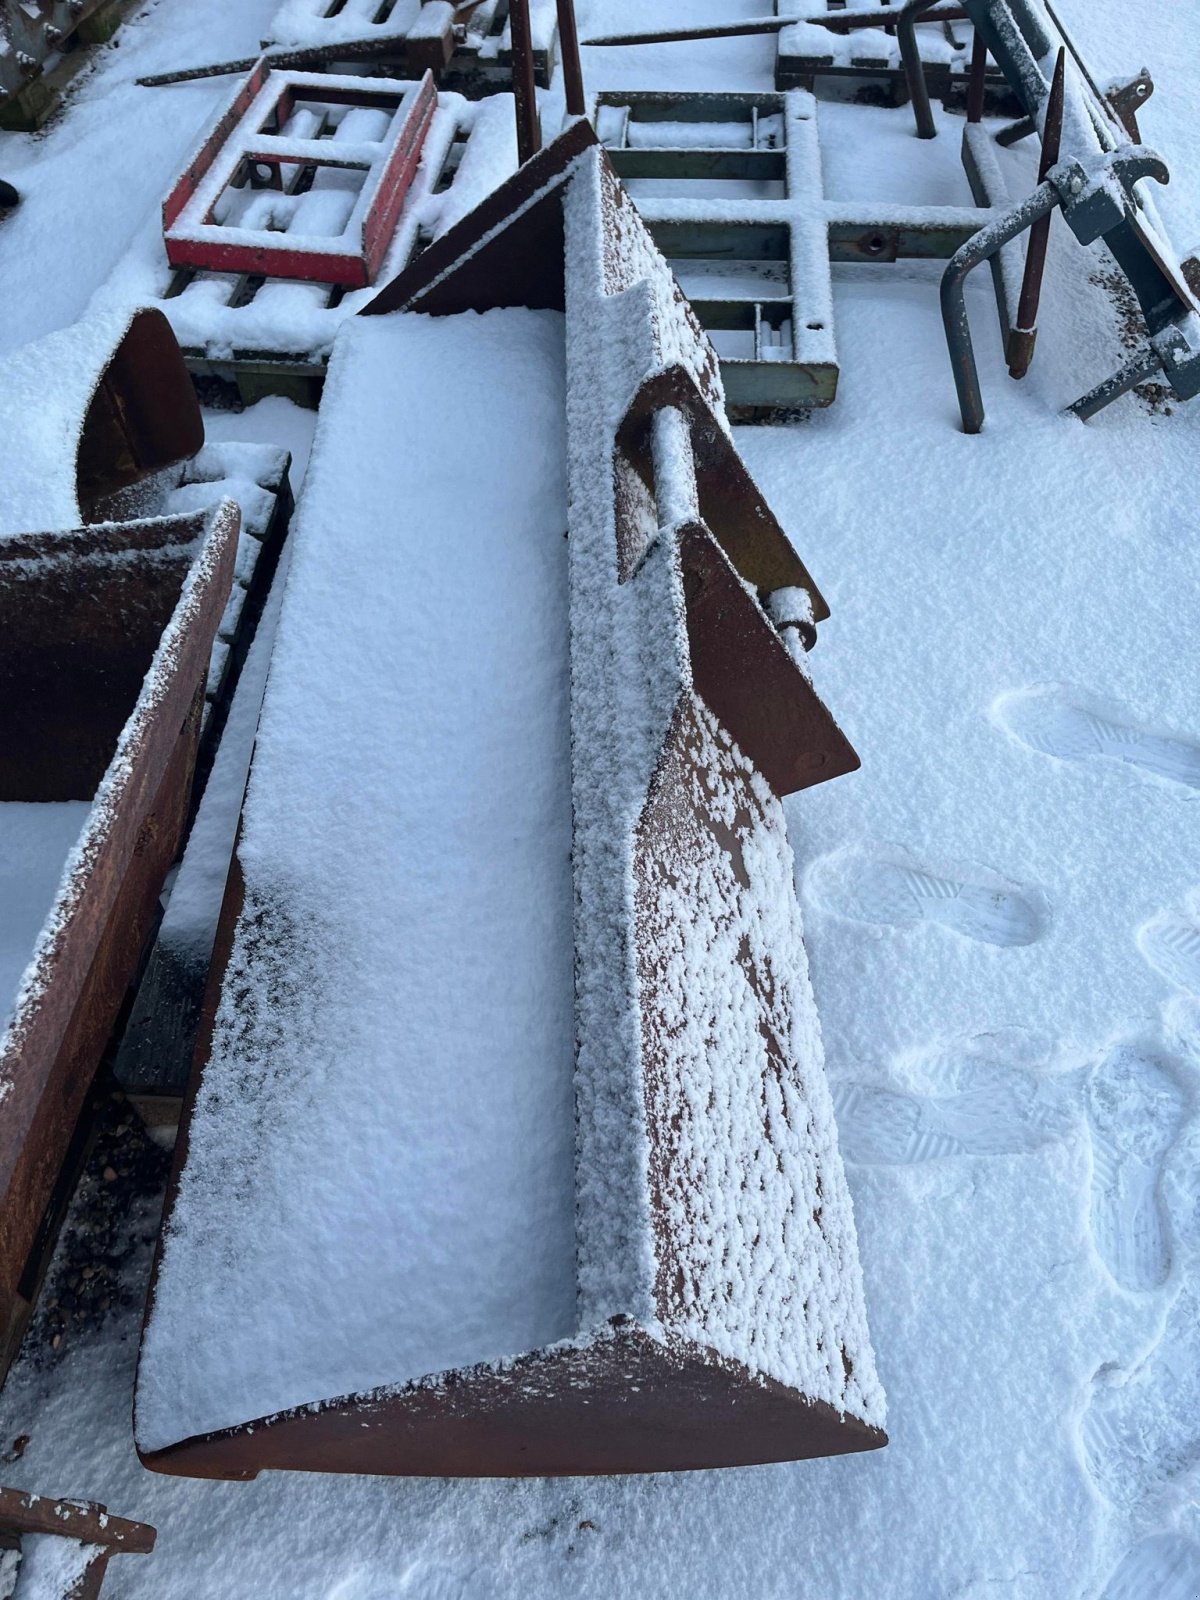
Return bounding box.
[942,144,1172,430]
[898,0,947,139]
[939,179,1059,432]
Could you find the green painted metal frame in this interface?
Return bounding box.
[595,87,998,419]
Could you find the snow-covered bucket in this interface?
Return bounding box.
[0,307,203,539]
[0,502,239,1384]
[136,126,886,1480]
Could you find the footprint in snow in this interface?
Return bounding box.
[1082,1286,1200,1514]
[1086,1046,1189,1294]
[1096,1534,1200,1600]
[805,846,1045,948]
[993,684,1200,791]
[1138,907,1200,994]
[832,1043,1073,1165]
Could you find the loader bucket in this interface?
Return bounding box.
[135,128,884,1480]
[0,306,203,537]
[0,502,238,1385]
[75,307,204,519]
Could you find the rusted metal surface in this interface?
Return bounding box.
[0,505,238,1386]
[140,1318,883,1478]
[0,1485,154,1600]
[897,0,946,138]
[555,0,585,117]
[364,115,595,315]
[680,523,856,794]
[1006,45,1063,380]
[508,0,541,163]
[0,304,205,529]
[614,367,831,619]
[995,112,1036,146]
[76,309,204,520]
[162,67,437,289]
[0,1487,154,1553]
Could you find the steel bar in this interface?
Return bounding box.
[582,7,964,47]
[940,178,1059,432]
[556,0,585,118]
[898,0,947,139]
[966,31,987,123]
[996,114,1036,146]
[1007,45,1064,378]
[1067,348,1160,421]
[961,122,1023,348]
[509,0,541,164]
[137,33,412,86]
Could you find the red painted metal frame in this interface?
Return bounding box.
[162,63,436,289]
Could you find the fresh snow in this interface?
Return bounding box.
[0,805,90,1035]
[0,307,154,535]
[636,701,883,1420]
[0,0,1198,1595]
[137,308,579,1450]
[9,1534,101,1598]
[269,0,423,49]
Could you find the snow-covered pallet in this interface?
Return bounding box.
[163,66,438,290]
[149,89,508,406]
[266,0,457,76]
[135,122,885,1480]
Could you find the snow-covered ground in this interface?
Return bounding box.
[0,0,1198,1595]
